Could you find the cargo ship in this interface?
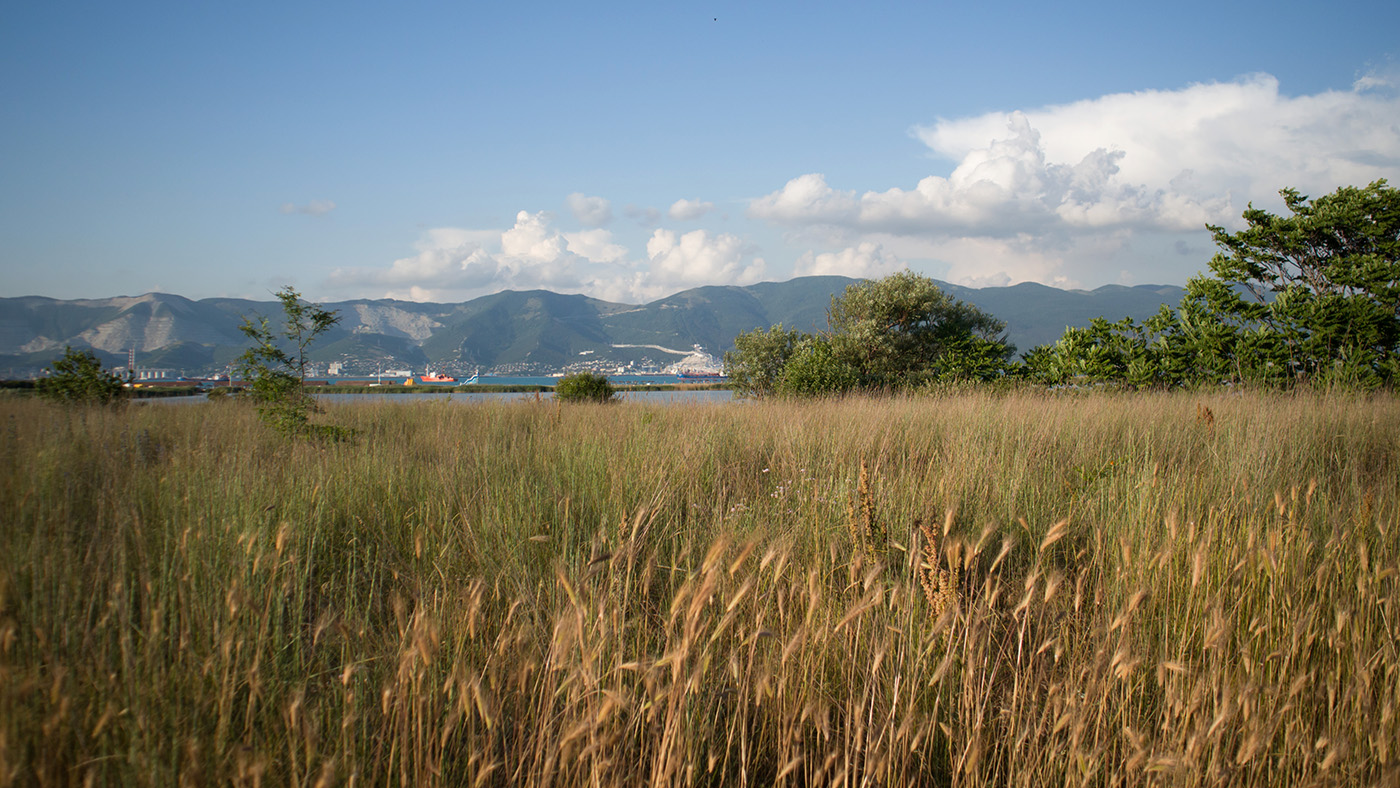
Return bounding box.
[676,370,726,381]
[419,370,456,383]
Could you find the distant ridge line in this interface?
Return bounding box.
[0,276,1186,375]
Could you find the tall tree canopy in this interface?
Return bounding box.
[1200,179,1400,385]
[1026,180,1400,388]
[827,271,1014,387]
[722,324,806,398]
[725,272,1013,395]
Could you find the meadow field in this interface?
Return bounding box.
[1,390,1397,787]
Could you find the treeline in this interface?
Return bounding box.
[726,180,1400,394]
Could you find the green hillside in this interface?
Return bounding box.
[1,277,1186,375]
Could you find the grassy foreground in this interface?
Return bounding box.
[2,391,1397,786]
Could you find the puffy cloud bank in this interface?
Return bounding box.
[327,72,1399,301]
[327,210,764,303]
[667,199,716,221]
[752,73,1400,287]
[794,242,903,279]
[646,229,764,287]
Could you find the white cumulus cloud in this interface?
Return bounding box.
[750,73,1400,287]
[913,74,1398,231]
[501,210,565,263]
[565,228,628,263]
[668,198,716,221]
[752,112,1232,237]
[794,241,904,278]
[326,210,768,303]
[324,227,501,298]
[748,173,858,225]
[645,228,765,290]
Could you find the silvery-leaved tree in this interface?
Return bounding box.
[723,323,807,398]
[826,271,1015,388]
[238,286,350,440]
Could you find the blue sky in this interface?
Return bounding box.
[3,1,1398,303]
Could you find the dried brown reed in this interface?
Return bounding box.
[1,389,1397,786]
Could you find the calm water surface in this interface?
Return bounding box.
[318,390,734,404]
[140,390,735,405]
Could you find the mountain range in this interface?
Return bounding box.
[0,277,1185,376]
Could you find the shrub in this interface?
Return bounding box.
[724,323,806,398]
[35,346,126,405]
[777,336,858,397]
[555,371,616,403]
[827,270,1013,388]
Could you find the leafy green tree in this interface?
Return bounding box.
[1027,181,1400,389]
[238,286,344,438]
[36,346,126,405]
[1201,179,1400,386]
[776,336,859,397]
[1018,344,1065,385]
[935,336,1021,383]
[1139,305,1195,386]
[723,324,808,398]
[1024,317,1146,386]
[827,271,1014,388]
[555,371,617,403]
[725,273,1014,397]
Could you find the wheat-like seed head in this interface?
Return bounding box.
[1196,402,1216,435]
[916,516,961,622]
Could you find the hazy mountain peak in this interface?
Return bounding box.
[350,304,443,342]
[1,277,1185,374]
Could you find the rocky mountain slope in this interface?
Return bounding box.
[0,277,1185,375]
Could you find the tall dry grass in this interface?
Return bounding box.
[0,390,1396,786]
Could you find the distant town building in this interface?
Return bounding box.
[134,368,176,380]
